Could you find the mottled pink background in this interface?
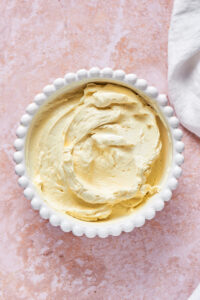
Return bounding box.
[1,1,200,299]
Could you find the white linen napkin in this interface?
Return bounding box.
[168,0,200,137]
[188,284,200,300]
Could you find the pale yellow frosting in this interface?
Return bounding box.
[26,83,171,222]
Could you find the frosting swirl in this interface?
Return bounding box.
[26,83,164,221]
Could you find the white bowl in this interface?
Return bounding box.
[14,68,184,238]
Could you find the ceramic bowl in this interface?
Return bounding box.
[14,68,184,238]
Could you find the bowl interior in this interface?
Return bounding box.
[25,78,173,226]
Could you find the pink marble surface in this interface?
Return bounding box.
[0,0,200,299]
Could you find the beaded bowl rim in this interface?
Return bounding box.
[14,68,184,238]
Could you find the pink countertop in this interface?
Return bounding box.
[1,1,200,299]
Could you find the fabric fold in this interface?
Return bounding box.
[168,0,200,137]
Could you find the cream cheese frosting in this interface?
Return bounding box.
[26,83,171,222]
